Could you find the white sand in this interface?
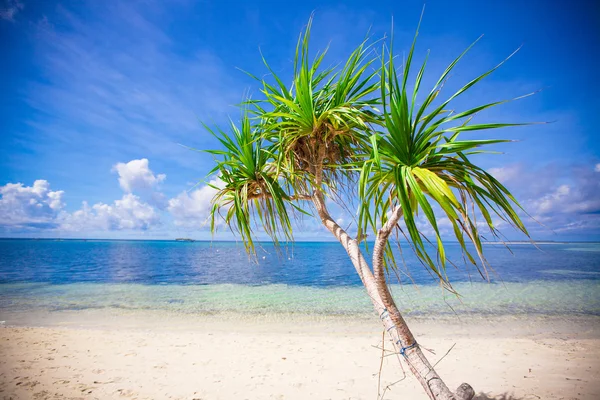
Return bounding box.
[0,311,599,399]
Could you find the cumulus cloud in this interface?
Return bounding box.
[488,162,600,236]
[61,194,160,231]
[0,180,65,229]
[112,158,166,193]
[487,165,522,183]
[62,158,166,231]
[531,185,571,214]
[0,0,24,21]
[0,158,167,233]
[168,177,224,228]
[4,159,599,238]
[529,166,600,215]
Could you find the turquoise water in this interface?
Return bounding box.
[0,240,599,317]
[1,281,598,316]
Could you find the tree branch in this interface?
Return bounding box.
[372,206,417,345]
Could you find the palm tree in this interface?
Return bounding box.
[203,16,531,400]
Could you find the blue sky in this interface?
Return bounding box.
[1,0,599,241]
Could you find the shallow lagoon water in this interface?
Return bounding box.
[1,280,599,317]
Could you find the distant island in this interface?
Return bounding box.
[175,238,196,242]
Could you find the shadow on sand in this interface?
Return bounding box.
[474,393,529,400]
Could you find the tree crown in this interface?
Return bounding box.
[204,16,533,286]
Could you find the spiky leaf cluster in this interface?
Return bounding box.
[205,16,532,280]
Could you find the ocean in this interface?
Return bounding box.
[1,239,599,318]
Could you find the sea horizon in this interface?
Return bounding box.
[2,240,599,323]
[2,237,599,244]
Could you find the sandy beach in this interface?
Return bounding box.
[0,311,598,400]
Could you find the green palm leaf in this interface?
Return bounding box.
[358,27,533,284]
[205,114,303,255]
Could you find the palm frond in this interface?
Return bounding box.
[205,114,304,255]
[359,27,533,284]
[246,16,381,197]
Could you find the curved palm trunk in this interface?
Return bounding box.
[312,193,474,400]
[371,207,474,400]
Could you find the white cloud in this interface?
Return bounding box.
[168,177,224,229]
[529,165,600,216]
[0,160,165,233]
[487,165,522,183]
[532,184,571,214]
[0,180,65,229]
[0,0,24,21]
[62,194,160,231]
[490,163,600,236]
[112,158,166,193]
[4,159,600,238]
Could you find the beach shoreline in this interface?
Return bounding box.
[1,308,600,336]
[1,310,599,399]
